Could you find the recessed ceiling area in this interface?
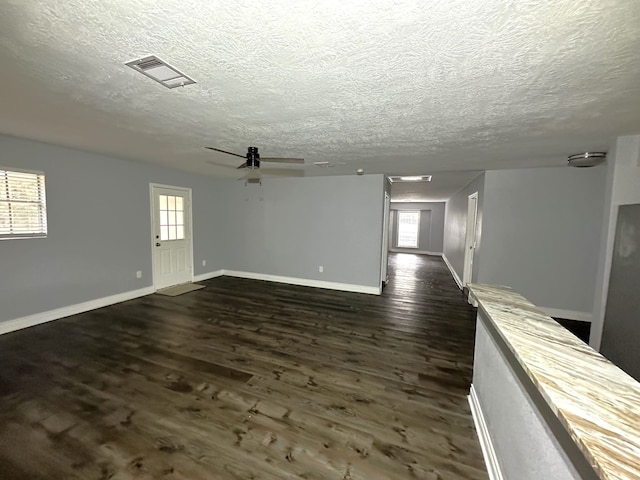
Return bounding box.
[390,171,482,202]
[0,1,639,180]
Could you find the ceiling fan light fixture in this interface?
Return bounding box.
[567,152,606,168]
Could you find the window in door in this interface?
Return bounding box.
[397,211,420,248]
[159,194,185,241]
[0,168,47,239]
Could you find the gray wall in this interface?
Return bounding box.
[0,134,227,323]
[214,175,385,288]
[443,174,485,283]
[601,204,640,381]
[389,202,445,253]
[473,314,587,480]
[479,166,606,315]
[0,134,385,325]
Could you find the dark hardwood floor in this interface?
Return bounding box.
[0,253,488,479]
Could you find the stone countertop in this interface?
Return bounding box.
[468,283,640,480]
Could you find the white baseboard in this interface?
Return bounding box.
[538,307,592,322]
[193,269,224,282]
[1,269,379,336]
[0,286,155,336]
[469,385,504,480]
[222,270,381,295]
[390,248,443,256]
[442,254,463,290]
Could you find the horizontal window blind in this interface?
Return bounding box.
[0,168,48,238]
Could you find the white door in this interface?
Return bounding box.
[463,192,479,286]
[151,185,193,290]
[381,192,391,286]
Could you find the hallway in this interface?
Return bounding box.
[0,253,487,479]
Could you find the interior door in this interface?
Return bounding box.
[151,185,192,290]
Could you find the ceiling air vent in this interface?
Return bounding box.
[126,55,196,89]
[389,175,432,183]
[313,161,335,168]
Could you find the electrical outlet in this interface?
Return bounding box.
[136,271,142,279]
[319,266,324,273]
[202,260,207,266]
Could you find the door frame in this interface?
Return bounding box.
[380,191,391,287]
[462,191,479,286]
[149,183,194,291]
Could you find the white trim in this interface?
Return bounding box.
[381,191,391,286]
[0,287,155,336]
[390,248,442,256]
[469,385,504,480]
[0,270,379,336]
[462,191,479,286]
[193,270,225,282]
[222,270,381,295]
[442,253,463,290]
[538,307,592,322]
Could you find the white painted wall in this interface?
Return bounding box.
[478,166,607,319]
[591,134,640,349]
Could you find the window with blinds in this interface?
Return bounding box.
[397,211,420,248]
[0,168,48,239]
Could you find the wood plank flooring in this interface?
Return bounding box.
[0,253,488,479]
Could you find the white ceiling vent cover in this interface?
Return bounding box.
[126,55,196,89]
[389,175,432,182]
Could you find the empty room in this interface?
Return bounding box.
[1,1,640,479]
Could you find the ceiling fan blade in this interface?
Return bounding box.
[237,162,249,169]
[204,147,247,159]
[205,159,246,169]
[260,168,304,177]
[261,157,304,164]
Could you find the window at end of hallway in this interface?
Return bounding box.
[0,168,47,239]
[397,211,420,248]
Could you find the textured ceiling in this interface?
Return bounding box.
[1,0,640,183]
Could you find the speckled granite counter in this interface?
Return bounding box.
[468,283,640,480]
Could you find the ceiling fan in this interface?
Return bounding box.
[205,146,304,184]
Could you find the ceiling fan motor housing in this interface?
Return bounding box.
[247,146,260,169]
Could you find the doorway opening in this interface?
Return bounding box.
[462,192,478,286]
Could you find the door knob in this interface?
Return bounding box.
[155,242,161,247]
